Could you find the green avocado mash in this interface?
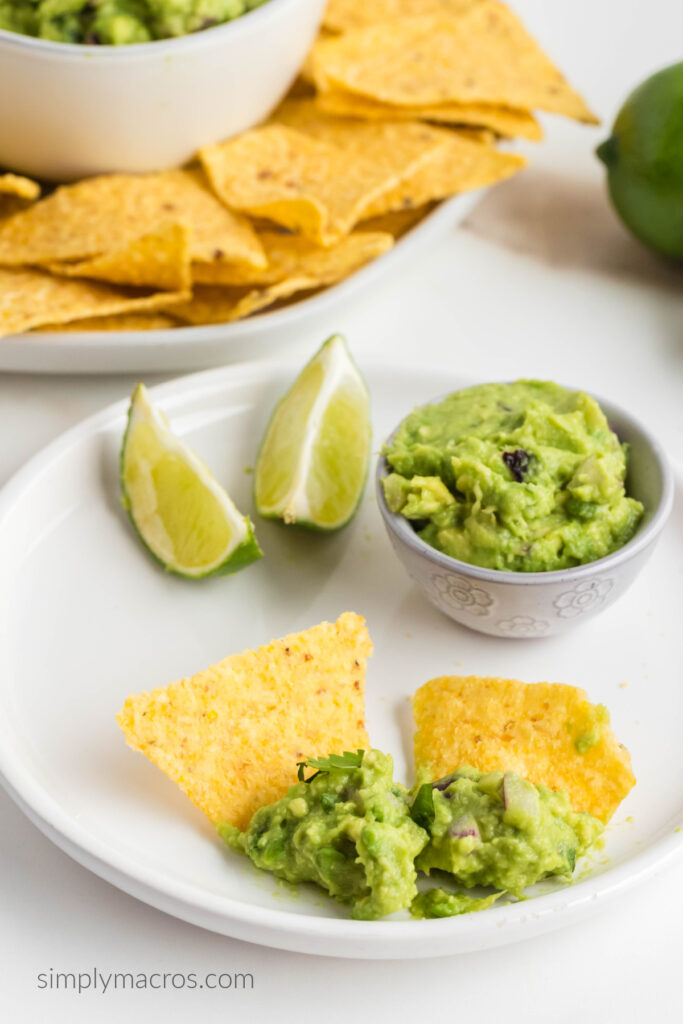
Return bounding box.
[219,750,604,920]
[218,749,428,921]
[0,0,269,45]
[415,766,603,898]
[410,888,503,919]
[382,380,644,572]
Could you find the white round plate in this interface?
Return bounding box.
[0,193,482,376]
[0,360,681,959]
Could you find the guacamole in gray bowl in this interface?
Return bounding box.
[0,0,269,45]
[382,380,644,573]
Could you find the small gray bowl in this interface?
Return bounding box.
[376,390,674,638]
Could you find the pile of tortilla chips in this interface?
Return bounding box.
[0,0,596,337]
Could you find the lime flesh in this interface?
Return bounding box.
[254,335,371,530]
[597,62,683,259]
[120,384,262,577]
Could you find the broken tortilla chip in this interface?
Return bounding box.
[413,675,635,823]
[117,613,372,829]
[0,168,265,268]
[323,0,481,33]
[311,3,598,124]
[363,132,525,217]
[315,90,543,141]
[0,173,41,218]
[46,223,192,292]
[192,229,392,287]
[199,124,406,245]
[0,266,188,337]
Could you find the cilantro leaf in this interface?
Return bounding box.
[296,749,364,784]
[410,782,435,831]
[307,750,365,771]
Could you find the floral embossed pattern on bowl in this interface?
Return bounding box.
[496,616,550,637]
[554,579,614,618]
[430,573,493,616]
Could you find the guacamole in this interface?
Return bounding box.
[219,749,428,921]
[0,0,269,45]
[410,888,502,919]
[219,750,604,920]
[415,766,603,897]
[382,380,644,572]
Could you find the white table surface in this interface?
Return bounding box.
[1,1,682,1019]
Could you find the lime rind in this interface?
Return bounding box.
[120,383,263,578]
[254,335,371,531]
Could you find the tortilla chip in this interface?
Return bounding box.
[323,0,481,33]
[413,675,635,822]
[285,74,317,99]
[46,223,192,292]
[315,90,543,141]
[0,172,40,202]
[171,278,315,325]
[363,132,525,217]
[192,229,392,286]
[0,266,188,337]
[359,205,435,238]
[37,313,180,332]
[0,173,41,218]
[0,168,265,268]
[117,613,372,829]
[311,3,598,124]
[271,98,450,172]
[199,124,405,245]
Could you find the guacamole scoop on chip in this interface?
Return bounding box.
[0,0,269,44]
[413,766,603,899]
[219,749,429,921]
[382,380,644,573]
[219,749,604,920]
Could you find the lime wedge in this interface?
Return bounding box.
[120,384,263,578]
[254,334,371,530]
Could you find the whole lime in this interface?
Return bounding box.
[596,62,683,259]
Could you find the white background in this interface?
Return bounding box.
[1,0,682,1019]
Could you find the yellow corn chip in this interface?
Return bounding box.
[0,172,40,202]
[37,313,180,332]
[311,3,598,123]
[363,132,525,217]
[117,613,372,829]
[192,229,392,286]
[0,266,188,337]
[324,0,481,33]
[285,74,318,99]
[0,173,41,218]
[413,675,635,822]
[0,168,265,268]
[199,124,406,245]
[271,98,450,170]
[46,223,192,292]
[171,278,316,325]
[315,90,542,141]
[359,205,436,238]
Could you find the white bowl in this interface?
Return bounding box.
[0,0,326,180]
[376,389,674,639]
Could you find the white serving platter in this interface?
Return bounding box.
[0,358,681,959]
